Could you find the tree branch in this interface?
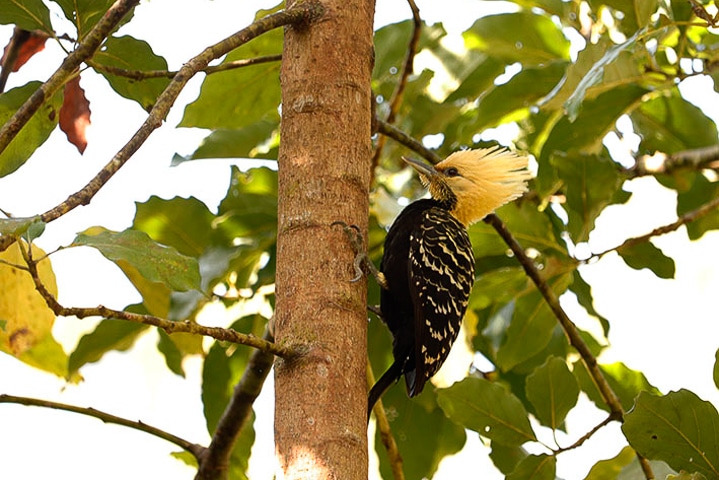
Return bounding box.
[195,326,276,480]
[375,123,654,479]
[367,359,404,480]
[371,0,422,170]
[39,1,323,225]
[376,119,440,163]
[554,414,613,454]
[0,0,140,154]
[19,242,297,359]
[0,1,323,254]
[87,54,283,80]
[0,394,206,458]
[484,214,654,479]
[484,214,624,416]
[630,144,719,177]
[591,194,719,259]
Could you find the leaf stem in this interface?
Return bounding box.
[0,0,140,154]
[591,194,719,260]
[368,359,405,480]
[87,54,283,80]
[0,394,206,458]
[195,326,276,479]
[371,0,422,171]
[18,241,297,359]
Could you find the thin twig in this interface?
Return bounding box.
[39,2,322,225]
[371,0,422,171]
[195,326,276,480]
[367,359,404,480]
[87,54,283,80]
[484,214,654,479]
[0,394,206,458]
[630,144,719,177]
[0,2,323,254]
[554,414,614,454]
[485,214,623,415]
[0,0,140,154]
[376,119,440,164]
[591,194,719,259]
[17,242,296,359]
[377,111,656,478]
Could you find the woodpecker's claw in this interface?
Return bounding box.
[331,221,389,289]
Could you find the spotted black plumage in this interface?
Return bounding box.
[367,148,531,419]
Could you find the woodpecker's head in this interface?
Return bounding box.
[403,147,531,226]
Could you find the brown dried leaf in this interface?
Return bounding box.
[59,76,92,154]
[0,29,49,73]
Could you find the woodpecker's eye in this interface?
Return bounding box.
[444,167,460,177]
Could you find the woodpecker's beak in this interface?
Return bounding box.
[402,156,438,180]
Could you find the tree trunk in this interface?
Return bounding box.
[274,1,375,479]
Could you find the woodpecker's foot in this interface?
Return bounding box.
[331,221,389,289]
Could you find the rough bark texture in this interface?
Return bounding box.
[274,1,375,479]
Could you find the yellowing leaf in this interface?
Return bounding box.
[0,241,70,377]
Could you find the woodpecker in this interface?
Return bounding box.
[368,146,531,419]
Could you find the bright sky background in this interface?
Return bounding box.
[1,1,719,479]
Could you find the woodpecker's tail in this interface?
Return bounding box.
[368,360,404,422]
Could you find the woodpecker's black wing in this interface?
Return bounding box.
[405,207,475,396]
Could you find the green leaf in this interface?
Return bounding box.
[470,268,527,311]
[714,349,719,391]
[217,167,278,241]
[69,317,148,376]
[373,20,446,91]
[542,38,611,111]
[623,390,719,478]
[552,153,626,243]
[93,35,171,110]
[496,273,572,371]
[227,413,255,480]
[0,82,63,178]
[116,258,171,316]
[675,172,719,240]
[464,11,570,65]
[564,28,645,121]
[574,361,660,412]
[617,241,675,279]
[185,121,279,161]
[157,329,185,377]
[666,472,708,480]
[444,54,506,102]
[55,0,124,39]
[0,241,71,379]
[133,196,217,258]
[375,387,465,480]
[486,0,568,17]
[72,227,201,292]
[525,356,579,429]
[0,216,43,237]
[0,0,52,32]
[471,61,568,131]
[180,28,282,129]
[202,314,266,432]
[541,84,649,163]
[490,443,529,475]
[588,0,658,34]
[507,454,556,480]
[585,446,636,480]
[631,89,719,154]
[437,377,536,446]
[202,340,238,433]
[570,270,610,337]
